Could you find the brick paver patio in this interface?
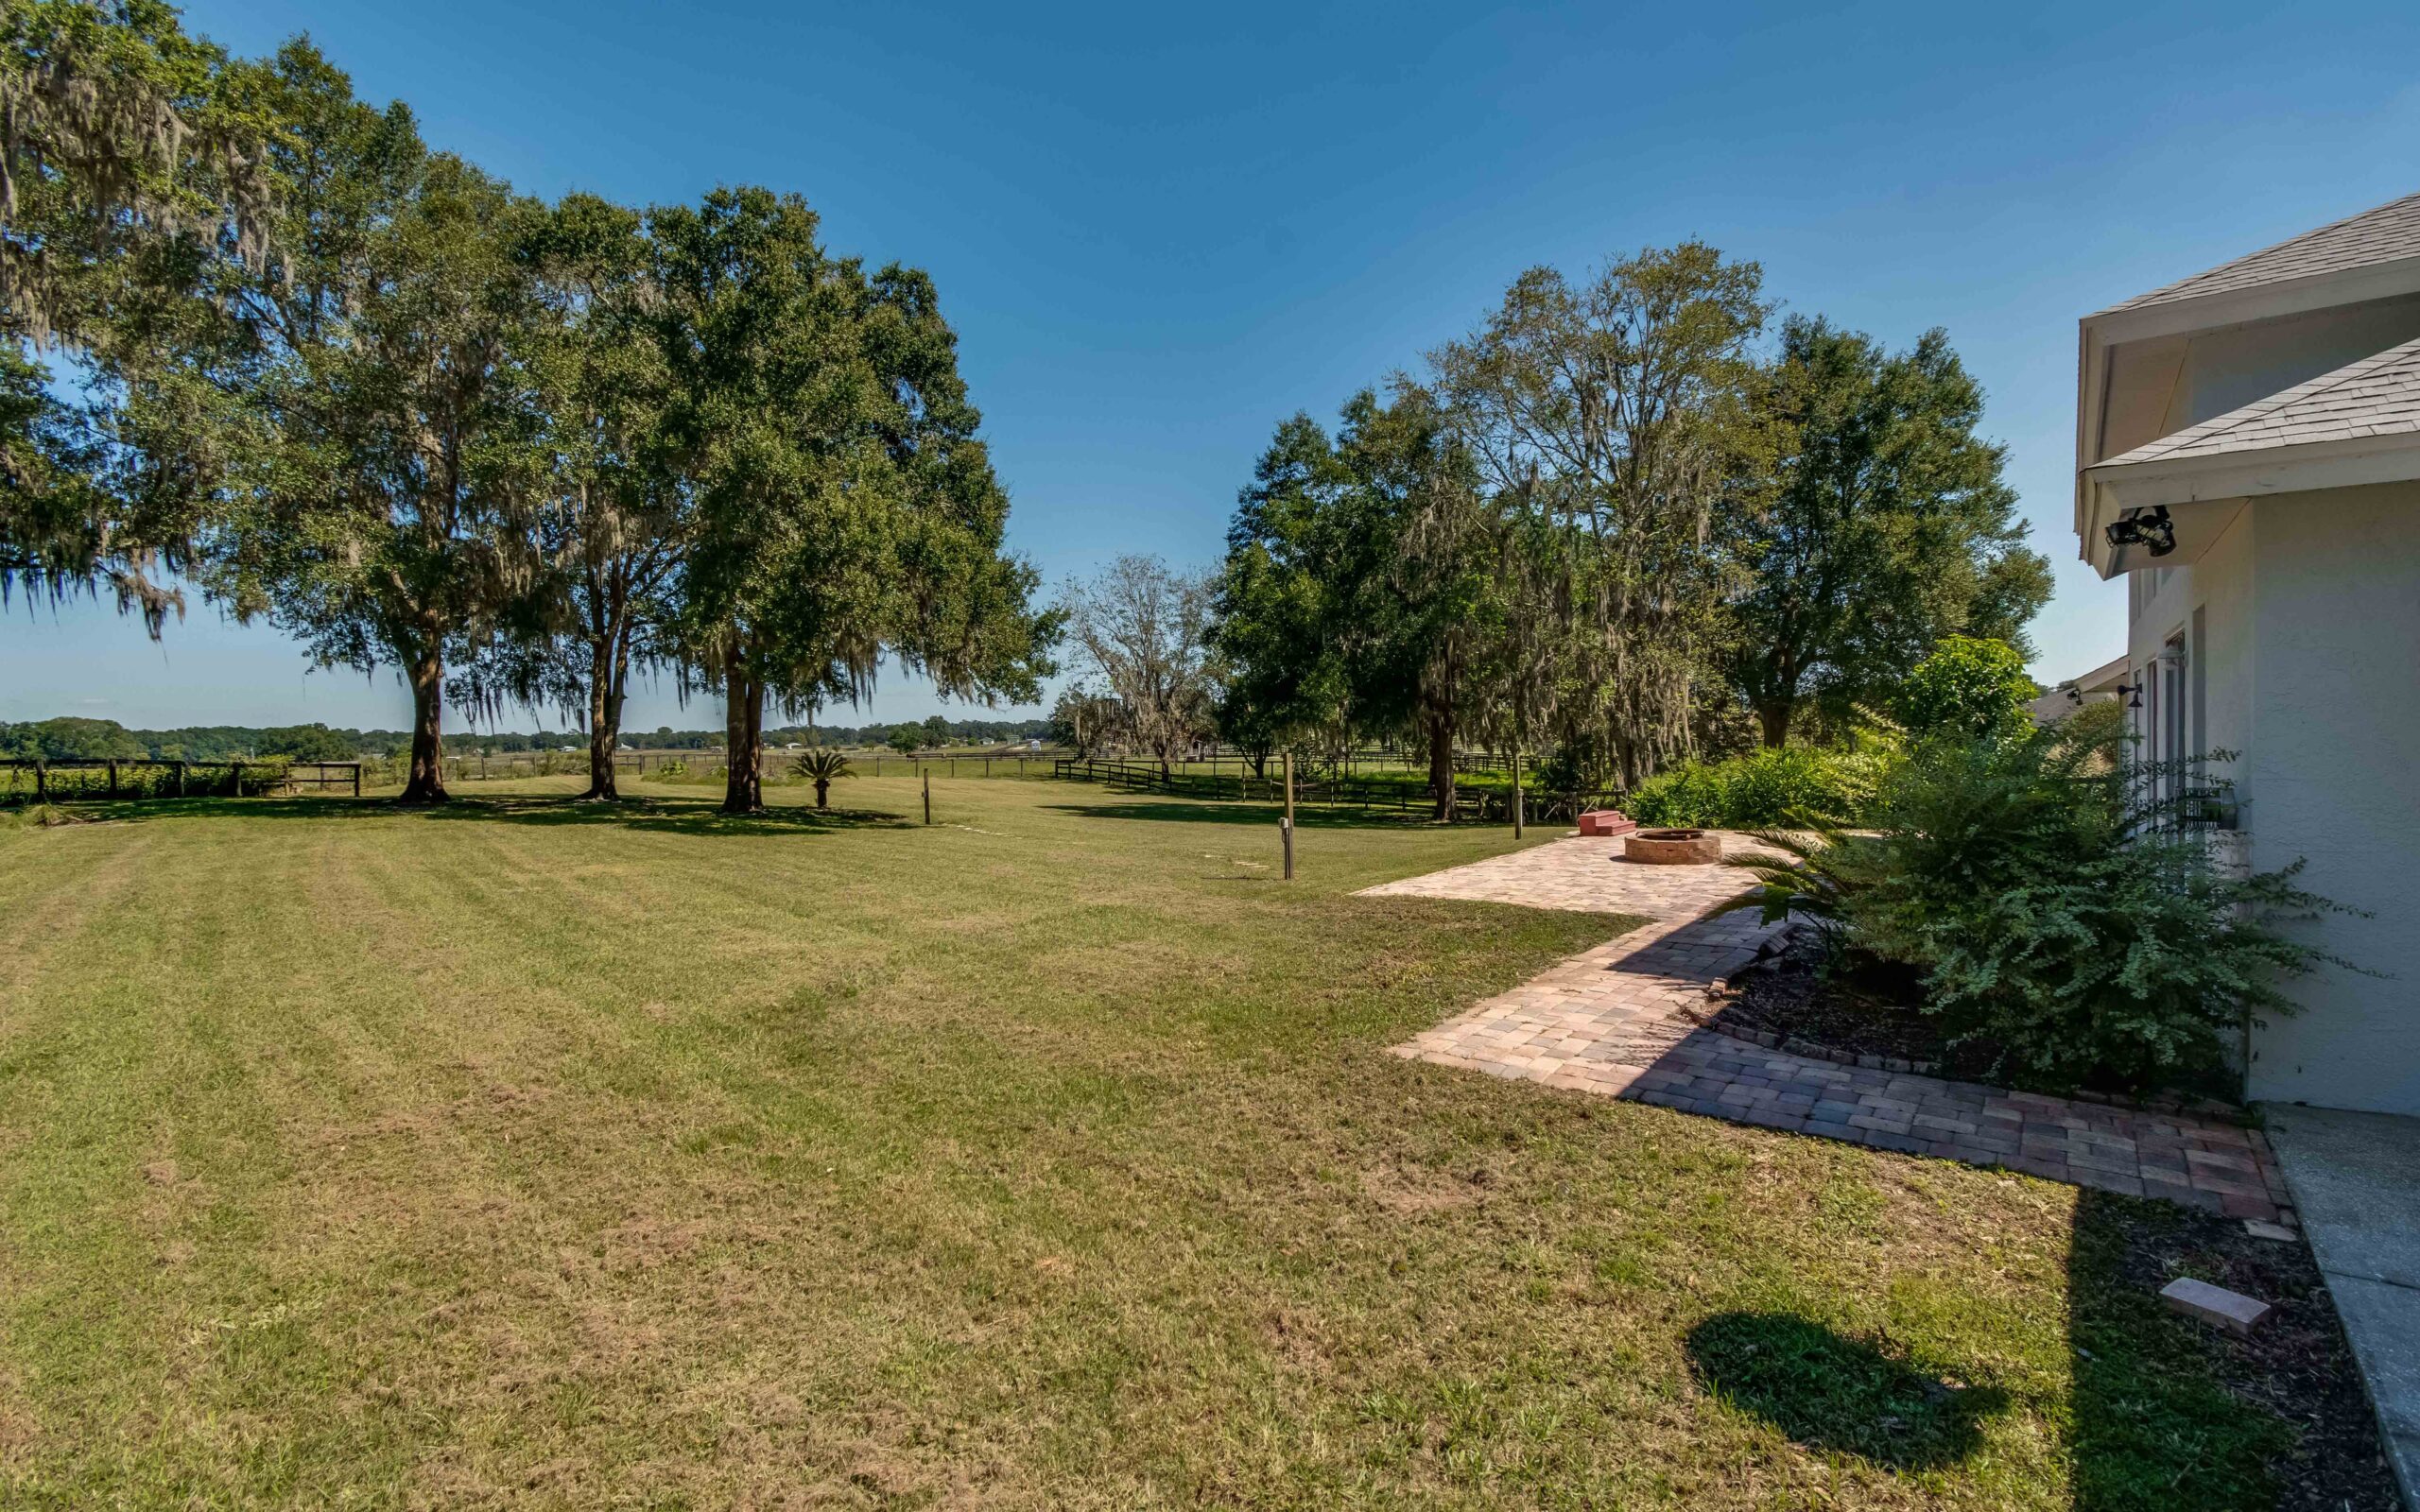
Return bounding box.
[1378,836,2294,1223]
[1358,831,1779,917]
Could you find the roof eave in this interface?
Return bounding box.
[2080,431,2420,577]
[2083,254,2420,346]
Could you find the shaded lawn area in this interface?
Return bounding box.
[0,777,2349,1507]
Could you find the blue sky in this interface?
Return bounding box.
[8,0,2419,732]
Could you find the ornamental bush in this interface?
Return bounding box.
[1727,704,2363,1093]
[1893,636,2035,743]
[1627,746,1881,830]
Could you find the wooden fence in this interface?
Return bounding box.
[1050,756,1622,823]
[1,758,362,801]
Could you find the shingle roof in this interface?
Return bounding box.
[2098,190,2420,315]
[2096,334,2420,470]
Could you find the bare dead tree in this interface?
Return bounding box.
[1060,555,1216,779]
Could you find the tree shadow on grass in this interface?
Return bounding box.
[43,794,915,837]
[1686,1311,2007,1471]
[1041,799,1454,831]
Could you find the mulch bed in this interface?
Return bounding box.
[2074,1195,2405,1511]
[1705,934,2400,1505]
[1696,929,1969,1072]
[1699,929,2240,1112]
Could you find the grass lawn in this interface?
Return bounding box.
[0,777,2346,1507]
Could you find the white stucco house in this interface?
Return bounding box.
[2076,190,2420,1116]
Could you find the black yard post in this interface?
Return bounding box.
[923,769,932,826]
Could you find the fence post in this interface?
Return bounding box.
[34,761,44,801]
[353,763,362,799]
[231,759,244,797]
[923,769,932,826]
[1282,751,1295,881]
[107,761,118,799]
[1512,749,1524,838]
[176,760,186,798]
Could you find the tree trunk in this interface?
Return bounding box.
[813,778,829,809]
[398,646,450,805]
[722,644,764,814]
[1426,711,1455,823]
[585,638,621,800]
[1757,700,1792,748]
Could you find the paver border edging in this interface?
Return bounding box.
[1696,955,2254,1125]
[1393,892,2294,1223]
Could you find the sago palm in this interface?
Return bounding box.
[788,747,853,809]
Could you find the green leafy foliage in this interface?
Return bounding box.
[786,747,852,808]
[1893,636,2035,743]
[1726,318,2050,746]
[1625,746,1881,829]
[1728,709,2362,1091]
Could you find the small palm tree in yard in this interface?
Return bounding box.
[789,748,853,809]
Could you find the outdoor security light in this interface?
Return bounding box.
[2104,506,2177,558]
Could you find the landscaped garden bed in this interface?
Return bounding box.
[1694,928,2248,1114]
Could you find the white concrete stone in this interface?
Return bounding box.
[2159,1277,2275,1335]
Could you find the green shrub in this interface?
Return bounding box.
[1893,636,2035,743]
[1728,708,2361,1093]
[1628,746,1879,829]
[788,747,854,809]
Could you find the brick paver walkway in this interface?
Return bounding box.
[1357,832,1778,919]
[1380,841,2294,1223]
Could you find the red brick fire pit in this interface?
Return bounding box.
[1623,828,1721,865]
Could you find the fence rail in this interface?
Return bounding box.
[1,758,362,801]
[1050,756,1622,823]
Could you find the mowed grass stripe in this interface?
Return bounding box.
[0,781,2311,1507]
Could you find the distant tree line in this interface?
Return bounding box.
[1167,246,2052,817]
[2,1,1055,812]
[0,713,1056,763]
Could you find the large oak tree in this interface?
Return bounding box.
[0,0,276,631]
[649,187,1052,814]
[1727,317,2051,745]
[199,44,547,804]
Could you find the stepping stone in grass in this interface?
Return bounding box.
[2160,1277,2274,1335]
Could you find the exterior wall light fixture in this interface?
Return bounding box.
[2104,506,2177,558]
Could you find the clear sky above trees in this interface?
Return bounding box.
[8,0,2420,730]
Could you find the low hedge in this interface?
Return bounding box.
[1626,747,1882,830]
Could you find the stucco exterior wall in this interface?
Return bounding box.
[2235,484,2420,1113]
